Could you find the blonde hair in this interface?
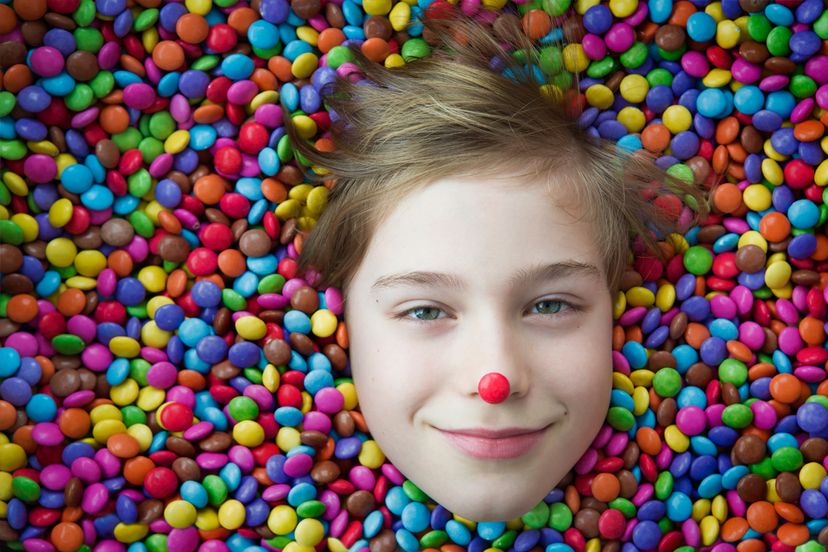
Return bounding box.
[283,8,710,295]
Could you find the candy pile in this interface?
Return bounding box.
[0,0,827,549]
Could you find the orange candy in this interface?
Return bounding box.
[176,13,210,43]
[152,40,186,71]
[720,517,749,542]
[194,174,229,205]
[798,316,825,346]
[792,120,824,142]
[759,212,791,242]
[776,523,809,546]
[522,9,552,39]
[361,37,391,63]
[218,249,247,277]
[123,456,155,486]
[746,501,778,533]
[0,400,17,431]
[641,124,670,152]
[635,426,662,456]
[0,4,17,34]
[50,522,84,552]
[318,28,347,53]
[57,288,86,316]
[712,183,742,213]
[769,373,802,404]
[99,105,130,134]
[590,473,621,502]
[58,409,91,440]
[7,293,38,323]
[107,433,141,458]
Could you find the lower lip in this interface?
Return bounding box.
[438,426,550,460]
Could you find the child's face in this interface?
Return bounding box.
[343,171,614,521]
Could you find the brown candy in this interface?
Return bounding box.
[264,338,292,365]
[800,437,828,463]
[792,270,820,287]
[574,508,600,539]
[279,217,298,245]
[95,139,120,168]
[669,311,688,340]
[166,436,196,457]
[345,490,375,518]
[0,40,26,69]
[334,410,355,437]
[764,56,796,74]
[736,473,767,503]
[290,286,320,314]
[0,520,19,542]
[738,0,768,12]
[655,397,677,427]
[65,50,99,81]
[734,244,766,273]
[213,308,232,336]
[0,244,22,273]
[291,0,321,19]
[101,218,135,247]
[323,343,348,371]
[137,499,164,523]
[721,382,741,405]
[647,351,676,371]
[172,457,201,482]
[49,368,81,397]
[364,15,392,40]
[239,229,272,257]
[733,434,766,465]
[654,24,685,51]
[290,332,315,356]
[369,529,398,552]
[64,477,83,507]
[685,362,713,388]
[310,460,340,484]
[1,273,33,294]
[617,469,638,498]
[73,227,103,250]
[199,432,233,452]
[300,430,329,449]
[774,471,801,503]
[696,224,726,244]
[158,235,190,263]
[621,441,640,470]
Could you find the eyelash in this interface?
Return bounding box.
[395,299,581,325]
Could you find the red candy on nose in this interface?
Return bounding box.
[478,372,510,404]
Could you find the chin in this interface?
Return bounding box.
[444,499,538,523]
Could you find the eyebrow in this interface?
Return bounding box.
[370,261,603,292]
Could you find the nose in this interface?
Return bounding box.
[464,314,531,403]
[478,372,510,403]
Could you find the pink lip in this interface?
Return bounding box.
[437,425,551,459]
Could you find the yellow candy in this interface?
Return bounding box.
[563,43,589,73]
[165,500,197,528]
[136,386,166,411]
[90,404,122,424]
[93,419,127,443]
[337,382,358,411]
[263,364,281,392]
[664,424,690,452]
[764,260,791,289]
[358,440,386,469]
[0,444,27,471]
[268,505,298,535]
[632,386,649,416]
[277,427,301,452]
[235,316,267,340]
[481,0,507,9]
[141,321,171,348]
[617,107,646,133]
[742,184,772,211]
[575,0,600,13]
[608,0,637,17]
[306,185,329,215]
[761,158,784,185]
[250,91,279,111]
[715,20,740,49]
[65,276,97,290]
[662,105,692,134]
[142,27,159,53]
[326,538,349,552]
[45,237,77,267]
[295,26,319,47]
[30,140,60,156]
[388,2,410,31]
[612,373,634,394]
[10,213,38,242]
[630,369,654,387]
[196,508,220,531]
[711,494,728,522]
[3,171,28,196]
[275,198,302,220]
[619,74,648,103]
[126,424,153,451]
[655,284,675,312]
[701,68,732,88]
[764,138,788,161]
[288,183,314,201]
[295,518,325,547]
[363,0,391,14]
[184,0,211,15]
[815,159,828,186]
[233,420,265,447]
[625,286,655,307]
[585,84,614,110]
[692,498,711,522]
[113,523,149,543]
[667,232,689,254]
[301,391,313,414]
[137,266,167,293]
[164,130,190,154]
[147,296,174,319]
[613,290,627,319]
[110,336,141,358]
[292,52,319,80]
[111,379,140,406]
[310,309,338,338]
[766,478,781,502]
[799,462,827,489]
[218,499,246,530]
[283,544,315,552]
[75,250,107,277]
[700,515,720,546]
[737,230,767,252]
[585,539,601,552]
[384,53,406,68]
[0,472,13,501]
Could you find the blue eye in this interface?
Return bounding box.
[397,299,578,324]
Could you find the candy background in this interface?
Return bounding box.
[1,0,828,550]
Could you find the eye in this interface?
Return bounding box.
[395,299,580,325]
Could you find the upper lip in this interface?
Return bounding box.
[438,425,549,438]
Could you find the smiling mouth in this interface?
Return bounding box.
[436,424,552,460]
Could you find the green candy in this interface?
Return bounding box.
[144,534,168,552]
[73,0,96,26]
[203,475,228,506]
[753,287,773,299]
[326,46,355,69]
[222,288,247,311]
[228,396,259,421]
[128,169,153,198]
[134,9,159,31]
[766,26,792,57]
[90,72,116,98]
[214,0,239,7]
[607,406,635,431]
[252,44,283,59]
[149,112,177,140]
[683,245,713,275]
[806,395,828,409]
[0,140,27,161]
[296,500,326,518]
[746,14,772,42]
[12,477,40,503]
[0,220,23,245]
[419,530,449,549]
[655,44,685,61]
[192,55,220,72]
[790,75,816,99]
[521,501,550,529]
[113,128,143,151]
[0,91,16,116]
[542,0,569,16]
[653,367,682,398]
[52,334,86,355]
[258,274,286,294]
[65,84,95,111]
[74,28,104,53]
[666,162,694,184]
[771,446,803,472]
[646,68,673,88]
[55,265,77,279]
[126,303,148,318]
[121,405,147,427]
[654,471,673,500]
[492,530,517,550]
[608,498,636,518]
[277,133,295,163]
[267,537,293,549]
[721,404,753,429]
[657,516,674,535]
[548,502,573,530]
[128,211,155,238]
[718,358,748,386]
[0,295,8,318]
[402,480,429,502]
[816,10,828,39]
[587,57,619,79]
[0,182,11,205]
[619,42,648,68]
[796,542,826,552]
[538,46,563,76]
[750,456,777,480]
[129,359,151,387]
[243,368,263,384]
[400,38,431,62]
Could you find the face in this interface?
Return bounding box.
[343,171,614,522]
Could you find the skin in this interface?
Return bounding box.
[343,170,615,522]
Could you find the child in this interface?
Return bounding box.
[282,8,709,522]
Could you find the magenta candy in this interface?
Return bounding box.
[72,457,102,483]
[81,343,112,371]
[147,361,178,389]
[23,154,58,184]
[40,464,72,490]
[62,390,96,408]
[314,387,344,414]
[122,83,157,110]
[168,528,200,552]
[675,405,706,435]
[32,422,64,446]
[349,465,376,490]
[82,482,109,514]
[94,448,122,478]
[283,453,313,477]
[29,46,64,77]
